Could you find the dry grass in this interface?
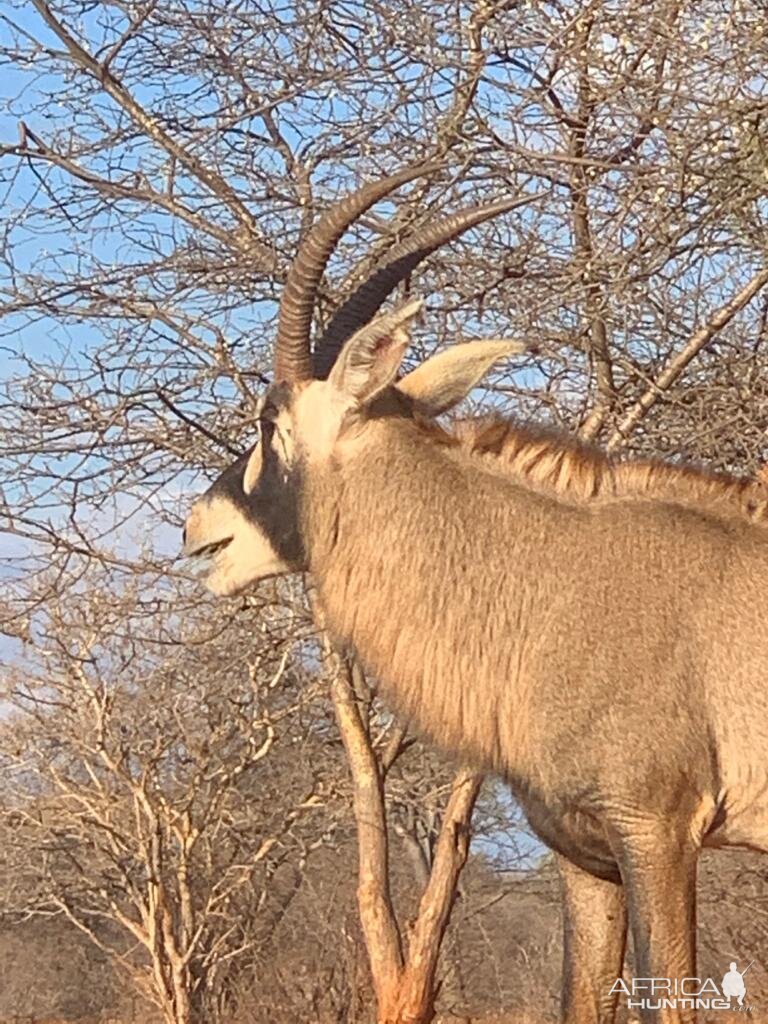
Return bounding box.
[439,1014,556,1024]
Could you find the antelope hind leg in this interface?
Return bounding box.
[558,853,627,1024]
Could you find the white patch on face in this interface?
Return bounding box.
[291,380,356,464]
[207,521,290,595]
[243,441,263,494]
[184,494,291,596]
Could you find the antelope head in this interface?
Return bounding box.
[183,166,536,595]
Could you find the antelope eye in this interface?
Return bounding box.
[258,418,275,445]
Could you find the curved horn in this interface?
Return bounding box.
[274,161,445,382]
[312,192,544,380]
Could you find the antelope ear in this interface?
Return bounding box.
[327,299,423,406]
[397,339,530,415]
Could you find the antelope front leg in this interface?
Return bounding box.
[617,826,698,1024]
[558,854,627,1024]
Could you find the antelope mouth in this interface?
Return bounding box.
[188,536,233,560]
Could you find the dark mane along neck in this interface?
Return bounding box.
[451,413,768,521]
[452,415,609,499]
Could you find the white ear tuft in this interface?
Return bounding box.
[327,299,423,406]
[397,339,532,416]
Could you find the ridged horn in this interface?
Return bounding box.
[312,192,544,380]
[274,161,445,382]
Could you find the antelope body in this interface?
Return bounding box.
[183,166,768,1024]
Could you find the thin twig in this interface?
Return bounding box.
[156,390,243,457]
[607,267,768,450]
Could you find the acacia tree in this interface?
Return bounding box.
[326,649,483,1024]
[0,576,338,1024]
[1,2,768,1022]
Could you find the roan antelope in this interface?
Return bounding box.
[184,165,768,1024]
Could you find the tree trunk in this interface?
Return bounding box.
[323,628,480,1024]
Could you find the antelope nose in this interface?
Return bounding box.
[182,524,187,547]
